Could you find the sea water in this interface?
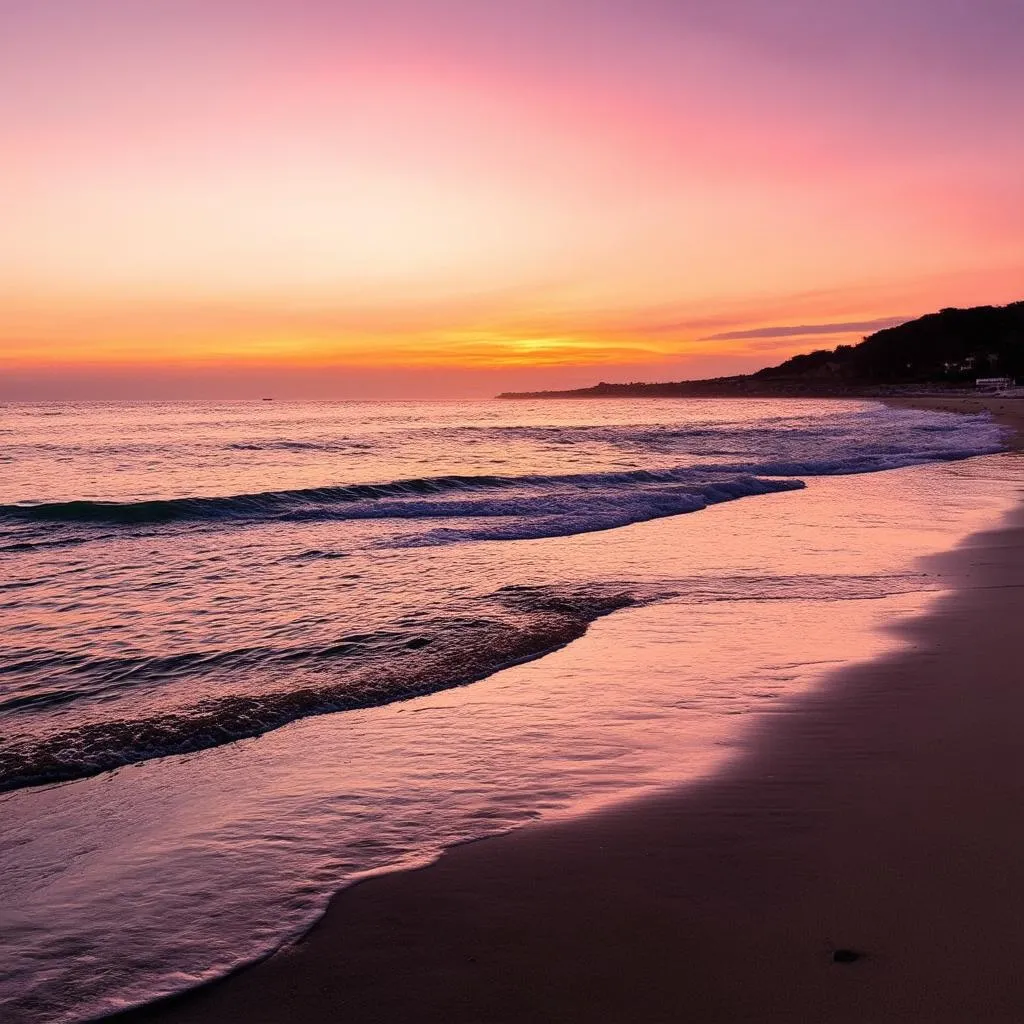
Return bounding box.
[0,398,1018,1021]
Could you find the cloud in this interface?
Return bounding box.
[701,316,909,342]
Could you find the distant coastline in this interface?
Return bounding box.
[499,300,1023,399]
[498,379,967,400]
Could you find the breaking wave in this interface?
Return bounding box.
[0,467,809,535]
[1,436,1000,537]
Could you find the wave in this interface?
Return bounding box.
[0,535,96,554]
[720,446,1005,477]
[1,434,1001,546]
[0,563,941,795]
[0,586,636,792]
[1,473,526,525]
[0,467,794,526]
[422,407,1006,451]
[226,439,375,452]
[387,476,805,545]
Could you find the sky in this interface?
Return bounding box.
[2,0,1023,399]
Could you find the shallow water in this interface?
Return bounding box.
[0,399,1019,1021]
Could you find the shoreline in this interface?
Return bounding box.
[120,401,1024,1023]
[882,395,1024,450]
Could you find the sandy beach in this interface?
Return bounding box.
[110,397,1024,1024]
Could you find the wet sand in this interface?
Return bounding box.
[124,401,1024,1024]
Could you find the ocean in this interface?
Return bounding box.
[0,397,1018,1021]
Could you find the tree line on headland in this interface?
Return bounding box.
[498,301,1024,399]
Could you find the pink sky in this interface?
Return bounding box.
[2,0,1022,398]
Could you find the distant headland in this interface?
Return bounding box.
[498,301,1024,399]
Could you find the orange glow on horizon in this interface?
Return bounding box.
[2,3,1022,398]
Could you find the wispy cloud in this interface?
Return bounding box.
[702,316,909,342]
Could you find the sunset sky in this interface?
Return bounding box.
[3,0,1023,399]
